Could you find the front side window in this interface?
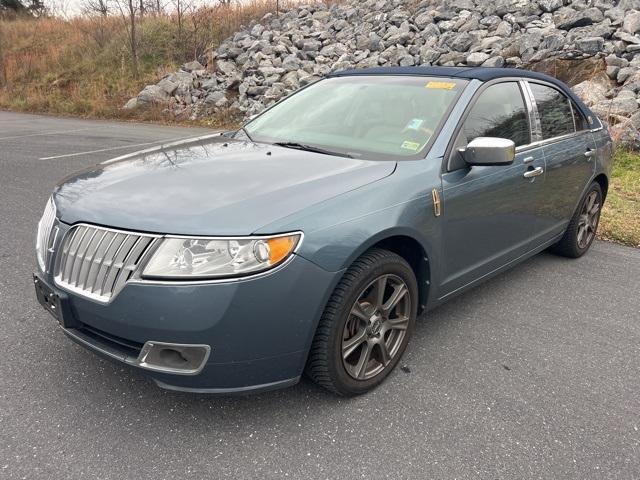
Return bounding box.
[244,76,467,160]
[463,82,530,147]
[530,83,576,139]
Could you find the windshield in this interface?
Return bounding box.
[244,76,467,160]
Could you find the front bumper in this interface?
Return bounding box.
[36,253,340,394]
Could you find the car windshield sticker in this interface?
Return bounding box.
[406,118,425,131]
[425,81,457,90]
[401,141,421,152]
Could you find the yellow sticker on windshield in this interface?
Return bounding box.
[425,81,457,90]
[401,141,421,152]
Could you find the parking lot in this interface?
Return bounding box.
[1,111,639,479]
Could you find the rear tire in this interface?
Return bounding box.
[305,248,418,396]
[551,182,603,258]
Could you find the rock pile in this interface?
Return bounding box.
[126,0,640,147]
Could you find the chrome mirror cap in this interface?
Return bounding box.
[460,137,516,166]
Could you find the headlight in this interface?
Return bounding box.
[141,233,302,279]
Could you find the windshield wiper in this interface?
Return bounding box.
[272,142,354,159]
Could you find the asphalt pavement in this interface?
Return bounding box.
[1,111,639,479]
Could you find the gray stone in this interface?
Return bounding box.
[572,77,610,107]
[414,12,433,29]
[282,55,301,72]
[618,66,636,83]
[200,78,218,90]
[494,21,513,37]
[623,10,640,34]
[157,78,179,95]
[369,32,384,52]
[466,52,490,66]
[181,60,204,72]
[302,40,322,52]
[123,97,138,109]
[576,36,605,54]
[299,75,321,87]
[137,85,169,105]
[215,60,238,77]
[204,91,228,108]
[594,90,638,116]
[540,34,566,51]
[606,54,630,68]
[539,0,563,13]
[556,8,604,30]
[614,31,640,43]
[607,65,621,78]
[448,32,473,52]
[482,56,505,68]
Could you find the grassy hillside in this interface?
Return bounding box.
[0,1,309,125]
[601,150,640,248]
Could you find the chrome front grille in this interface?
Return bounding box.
[54,225,159,302]
[36,198,58,272]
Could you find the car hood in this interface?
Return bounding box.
[53,135,396,235]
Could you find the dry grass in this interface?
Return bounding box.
[0,1,329,123]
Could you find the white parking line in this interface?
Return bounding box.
[0,127,100,141]
[38,136,193,160]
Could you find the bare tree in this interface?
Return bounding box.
[113,0,140,78]
[81,0,110,16]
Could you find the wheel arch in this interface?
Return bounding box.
[593,173,609,201]
[341,229,434,314]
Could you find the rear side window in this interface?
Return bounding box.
[463,82,530,147]
[530,83,576,139]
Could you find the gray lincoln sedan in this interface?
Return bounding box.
[34,67,613,396]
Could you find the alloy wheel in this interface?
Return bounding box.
[341,274,411,381]
[577,191,601,249]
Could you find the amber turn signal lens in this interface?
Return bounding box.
[266,235,299,264]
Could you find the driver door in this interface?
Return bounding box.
[438,81,545,299]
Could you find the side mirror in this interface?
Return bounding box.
[459,137,515,166]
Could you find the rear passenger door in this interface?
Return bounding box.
[439,81,545,298]
[525,82,597,245]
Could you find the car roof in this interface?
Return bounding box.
[329,66,599,128]
[330,66,552,82]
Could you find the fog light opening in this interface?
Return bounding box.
[137,341,211,375]
[159,348,189,368]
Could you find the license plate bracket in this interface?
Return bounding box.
[33,274,76,328]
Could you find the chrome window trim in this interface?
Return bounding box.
[519,80,542,143]
[515,130,593,153]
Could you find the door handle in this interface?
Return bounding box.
[523,167,544,179]
[523,156,535,164]
[584,149,596,160]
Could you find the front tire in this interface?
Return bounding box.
[551,182,603,258]
[305,248,418,396]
